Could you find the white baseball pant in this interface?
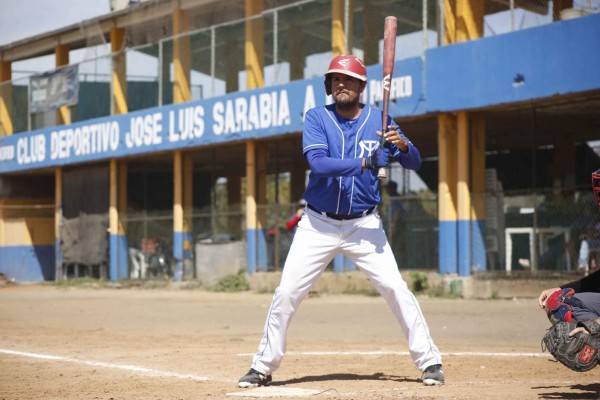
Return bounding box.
[250,207,442,375]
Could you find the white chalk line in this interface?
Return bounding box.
[238,350,551,358]
[0,347,551,385]
[0,348,210,381]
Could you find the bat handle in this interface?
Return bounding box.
[377,167,387,180]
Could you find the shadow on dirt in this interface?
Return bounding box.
[536,383,600,399]
[273,372,419,386]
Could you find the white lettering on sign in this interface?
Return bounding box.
[17,135,46,164]
[50,121,119,160]
[0,145,15,161]
[368,75,413,104]
[213,90,291,135]
[125,113,163,149]
[168,106,204,142]
[303,85,316,121]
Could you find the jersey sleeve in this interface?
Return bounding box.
[302,108,328,155]
[305,148,363,177]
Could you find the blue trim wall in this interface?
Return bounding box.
[426,14,600,111]
[0,245,54,281]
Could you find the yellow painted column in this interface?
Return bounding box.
[444,0,483,44]
[111,27,128,115]
[442,0,456,45]
[456,0,484,42]
[440,0,484,276]
[331,0,346,56]
[109,159,118,281]
[173,7,191,103]
[0,61,13,136]
[457,111,471,276]
[55,44,71,125]
[245,0,264,89]
[172,6,191,281]
[182,154,193,279]
[437,114,458,274]
[246,141,258,273]
[55,167,62,280]
[173,150,184,280]
[174,152,183,233]
[244,0,265,272]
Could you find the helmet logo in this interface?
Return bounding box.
[338,59,350,68]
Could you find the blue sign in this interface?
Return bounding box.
[0,57,424,173]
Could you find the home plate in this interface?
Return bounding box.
[226,387,326,397]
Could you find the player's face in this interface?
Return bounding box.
[330,73,364,108]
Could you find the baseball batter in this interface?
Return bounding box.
[238,55,444,388]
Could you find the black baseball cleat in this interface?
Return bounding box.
[238,368,272,388]
[421,364,445,386]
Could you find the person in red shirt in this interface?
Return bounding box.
[285,199,307,232]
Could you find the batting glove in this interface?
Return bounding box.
[364,147,390,170]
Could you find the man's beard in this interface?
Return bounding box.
[334,94,359,110]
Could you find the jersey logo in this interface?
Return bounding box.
[358,140,380,157]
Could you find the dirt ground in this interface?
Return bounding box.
[0,284,599,400]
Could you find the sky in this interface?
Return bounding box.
[0,0,111,47]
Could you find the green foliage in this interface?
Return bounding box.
[409,271,429,293]
[206,270,250,292]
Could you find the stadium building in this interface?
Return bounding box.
[0,0,599,285]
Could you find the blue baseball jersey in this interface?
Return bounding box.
[302,103,421,215]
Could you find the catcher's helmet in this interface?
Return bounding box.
[324,55,367,95]
[593,169,600,209]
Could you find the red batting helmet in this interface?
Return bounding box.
[593,169,600,210]
[324,55,367,95]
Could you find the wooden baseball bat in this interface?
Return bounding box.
[377,16,397,180]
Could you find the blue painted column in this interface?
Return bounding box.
[55,167,64,280]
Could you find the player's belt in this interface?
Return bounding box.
[307,203,375,221]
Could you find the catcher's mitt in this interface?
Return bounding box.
[542,320,600,372]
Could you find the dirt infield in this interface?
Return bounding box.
[1,284,599,400]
